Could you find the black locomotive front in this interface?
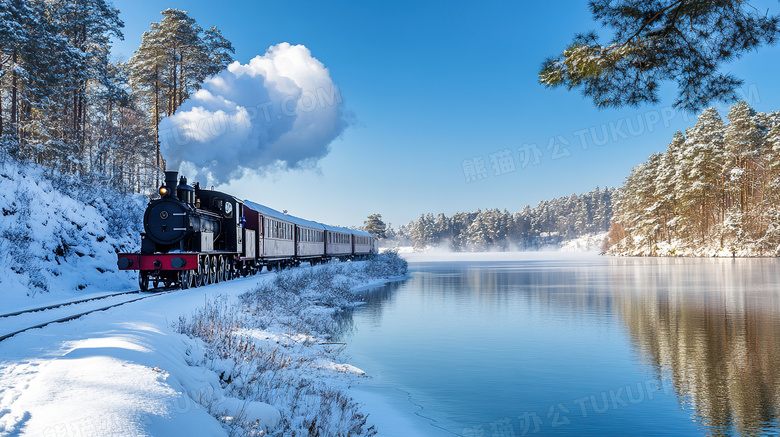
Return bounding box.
[141,171,222,254]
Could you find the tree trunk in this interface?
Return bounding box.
[154,74,161,186]
[10,49,18,140]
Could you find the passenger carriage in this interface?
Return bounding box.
[352,231,375,260]
[244,201,298,270]
[324,225,353,261]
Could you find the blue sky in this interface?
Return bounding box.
[110,0,780,229]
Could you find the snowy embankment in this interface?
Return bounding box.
[0,254,408,436]
[606,234,779,257]
[0,159,144,308]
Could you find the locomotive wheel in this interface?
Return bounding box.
[180,270,192,289]
[206,256,217,285]
[209,255,217,284]
[198,256,207,287]
[139,272,149,291]
[216,256,225,283]
[203,256,212,285]
[225,260,233,281]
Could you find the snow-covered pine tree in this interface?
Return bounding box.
[606,102,780,256]
[129,9,234,181]
[680,108,726,242]
[364,213,387,239]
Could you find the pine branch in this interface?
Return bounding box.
[619,0,688,50]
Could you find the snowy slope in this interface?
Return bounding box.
[0,159,144,310]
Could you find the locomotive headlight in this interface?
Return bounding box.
[159,186,168,196]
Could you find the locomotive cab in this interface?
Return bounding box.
[193,184,243,254]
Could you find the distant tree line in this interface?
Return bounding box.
[606,102,780,256]
[393,187,614,251]
[0,2,233,192]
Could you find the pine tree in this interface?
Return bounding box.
[129,9,234,181]
[50,0,124,160]
[679,108,725,240]
[364,213,387,239]
[606,102,780,256]
[540,1,780,111]
[724,101,762,216]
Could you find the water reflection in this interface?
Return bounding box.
[343,257,780,436]
[611,259,780,436]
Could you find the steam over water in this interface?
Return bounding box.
[340,254,780,436]
[159,43,350,186]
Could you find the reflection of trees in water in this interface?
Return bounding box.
[612,260,780,436]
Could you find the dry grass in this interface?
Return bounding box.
[175,253,407,436]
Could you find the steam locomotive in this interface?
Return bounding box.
[117,171,377,290]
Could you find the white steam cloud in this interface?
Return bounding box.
[159,43,350,185]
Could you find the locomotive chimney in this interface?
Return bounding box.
[164,171,179,199]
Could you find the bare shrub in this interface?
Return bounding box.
[174,253,409,436]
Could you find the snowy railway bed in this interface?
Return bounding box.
[0,288,179,342]
[0,290,142,319]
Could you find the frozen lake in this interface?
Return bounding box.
[339,253,780,436]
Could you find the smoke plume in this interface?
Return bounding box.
[159,43,350,185]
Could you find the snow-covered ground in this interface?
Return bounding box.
[0,257,410,436]
[607,235,780,257]
[0,159,144,310]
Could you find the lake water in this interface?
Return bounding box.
[338,253,780,437]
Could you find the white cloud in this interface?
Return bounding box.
[159,43,350,185]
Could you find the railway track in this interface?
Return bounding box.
[0,288,177,342]
[0,290,143,319]
[0,263,278,343]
